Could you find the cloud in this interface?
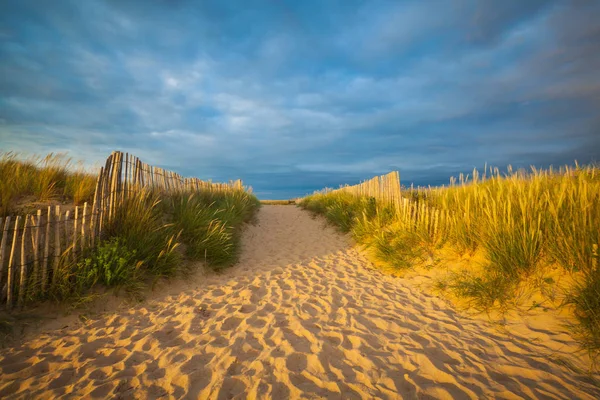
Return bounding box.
[0,0,598,198]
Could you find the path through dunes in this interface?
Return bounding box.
[1,205,599,399]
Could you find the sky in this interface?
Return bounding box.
[0,1,598,199]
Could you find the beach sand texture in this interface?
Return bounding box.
[0,205,598,399]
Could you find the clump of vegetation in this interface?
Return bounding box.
[300,163,600,364]
[167,190,260,268]
[566,246,600,367]
[75,237,142,289]
[48,189,181,301]
[48,187,260,301]
[0,151,260,305]
[0,150,260,321]
[0,152,96,216]
[104,189,182,279]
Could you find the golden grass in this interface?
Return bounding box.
[0,152,97,216]
[300,163,600,367]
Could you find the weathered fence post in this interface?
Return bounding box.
[18,215,30,307]
[0,216,10,293]
[7,215,20,308]
[52,205,61,287]
[81,202,88,254]
[29,210,41,298]
[42,207,51,294]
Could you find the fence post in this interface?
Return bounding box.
[91,166,103,247]
[64,211,71,264]
[30,210,41,298]
[123,152,129,203]
[108,152,119,221]
[81,202,88,254]
[42,207,51,293]
[18,215,30,307]
[52,205,61,287]
[6,215,20,309]
[0,216,10,293]
[73,206,79,262]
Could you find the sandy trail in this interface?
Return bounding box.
[0,205,599,399]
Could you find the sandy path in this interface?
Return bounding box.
[0,205,598,399]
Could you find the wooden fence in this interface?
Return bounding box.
[0,151,245,309]
[318,170,448,241]
[328,171,402,204]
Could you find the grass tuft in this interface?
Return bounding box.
[0,152,97,216]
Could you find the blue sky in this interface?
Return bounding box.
[1,1,598,199]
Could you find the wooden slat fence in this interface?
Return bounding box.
[328,171,402,205]
[318,170,448,242]
[0,151,245,309]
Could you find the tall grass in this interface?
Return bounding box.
[1,150,260,310]
[0,152,96,216]
[300,163,600,364]
[567,248,600,367]
[171,189,260,267]
[0,153,261,305]
[50,189,181,300]
[48,187,260,302]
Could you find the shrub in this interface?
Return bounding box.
[76,237,142,288]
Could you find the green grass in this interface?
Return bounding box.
[49,187,260,301]
[566,248,600,368]
[49,188,181,301]
[167,190,259,268]
[0,152,260,305]
[300,163,600,366]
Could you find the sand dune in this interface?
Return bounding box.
[1,205,599,399]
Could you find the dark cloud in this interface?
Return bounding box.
[0,0,598,199]
[464,0,554,45]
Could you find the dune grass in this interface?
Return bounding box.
[1,151,261,305]
[167,190,260,268]
[300,163,600,365]
[49,187,260,302]
[0,152,97,216]
[51,189,182,301]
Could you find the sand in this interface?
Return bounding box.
[0,205,599,399]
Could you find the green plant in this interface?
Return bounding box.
[565,247,600,368]
[444,270,515,312]
[77,237,141,288]
[166,191,260,268]
[99,188,181,282]
[372,229,425,270]
[325,201,355,233]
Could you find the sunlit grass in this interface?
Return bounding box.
[0,152,96,216]
[49,187,260,301]
[1,151,260,305]
[300,162,600,365]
